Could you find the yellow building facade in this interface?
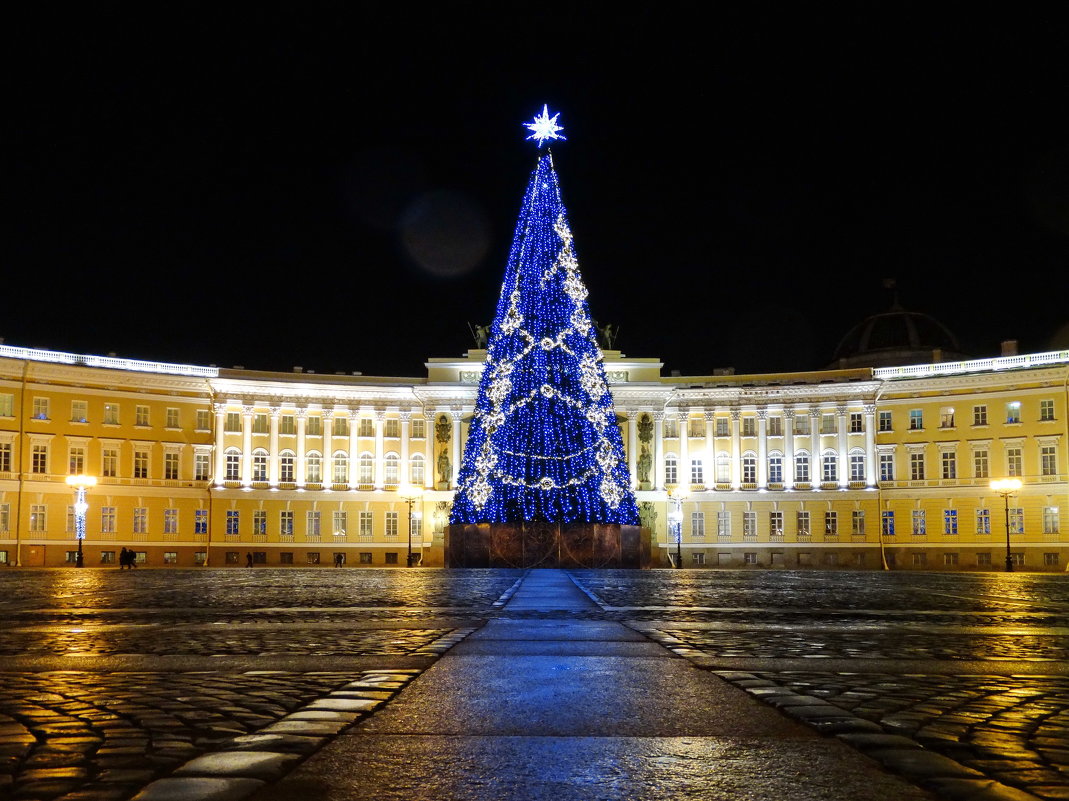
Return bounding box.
[1,342,1066,570]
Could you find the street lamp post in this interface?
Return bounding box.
[400,485,424,567]
[990,478,1023,573]
[669,487,687,569]
[66,474,97,568]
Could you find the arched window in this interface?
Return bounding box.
[333,451,349,484]
[768,452,783,484]
[358,452,374,485]
[225,448,241,481]
[849,448,866,482]
[410,452,425,485]
[822,450,838,483]
[279,451,296,483]
[384,452,400,485]
[795,451,810,483]
[716,452,731,484]
[665,453,678,485]
[252,449,268,482]
[742,453,757,484]
[306,452,322,484]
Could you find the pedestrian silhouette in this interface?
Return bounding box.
[334,553,343,567]
[119,547,129,570]
[246,552,253,568]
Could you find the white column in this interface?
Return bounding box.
[864,404,877,487]
[677,411,689,488]
[269,407,280,486]
[704,410,715,488]
[213,403,226,485]
[374,410,385,490]
[810,410,821,485]
[241,405,254,486]
[424,413,435,489]
[837,405,849,488]
[784,409,796,489]
[757,409,768,489]
[730,409,741,489]
[653,411,665,490]
[400,410,411,486]
[323,410,334,486]
[627,410,638,489]
[295,407,307,487]
[347,408,359,490]
[450,409,462,488]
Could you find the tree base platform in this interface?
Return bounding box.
[445,522,650,569]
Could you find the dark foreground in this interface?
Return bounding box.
[1,568,1067,800]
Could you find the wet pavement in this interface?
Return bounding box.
[0,567,1066,800]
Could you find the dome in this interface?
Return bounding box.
[830,301,968,369]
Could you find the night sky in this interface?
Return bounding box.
[7,5,1069,378]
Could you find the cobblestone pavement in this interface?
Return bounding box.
[2,567,1068,800]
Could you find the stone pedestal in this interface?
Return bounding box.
[445,523,651,568]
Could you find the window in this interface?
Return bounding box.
[386,511,398,537]
[850,452,865,482]
[794,414,810,435]
[279,510,294,536]
[410,453,425,485]
[225,412,241,432]
[665,454,678,485]
[1041,445,1057,477]
[1010,507,1025,535]
[100,551,115,564]
[912,553,927,567]
[225,449,240,481]
[716,453,730,484]
[195,452,211,481]
[163,552,177,565]
[71,400,88,423]
[411,418,425,438]
[821,414,836,435]
[32,444,48,474]
[69,446,86,475]
[307,511,321,538]
[795,452,810,483]
[0,443,10,473]
[306,415,322,436]
[881,511,895,538]
[253,510,267,535]
[100,507,118,534]
[1040,399,1055,422]
[33,397,49,420]
[823,553,839,566]
[280,415,296,435]
[769,511,783,536]
[796,510,810,536]
[226,510,239,535]
[692,552,705,566]
[307,552,321,565]
[972,405,988,426]
[358,453,374,485]
[977,552,991,567]
[909,409,923,430]
[195,509,208,535]
[252,450,268,482]
[944,509,958,535]
[767,417,782,436]
[0,504,7,533]
[1045,552,1060,567]
[279,552,294,565]
[334,416,349,437]
[164,452,179,480]
[941,451,956,480]
[663,418,678,438]
[196,409,210,430]
[358,418,374,437]
[279,452,296,483]
[1006,402,1021,424]
[134,450,149,479]
[912,510,926,536]
[690,458,703,485]
[1044,507,1060,535]
[384,453,400,485]
[165,509,178,535]
[852,510,865,536]
[944,553,959,566]
[849,412,863,433]
[359,552,373,564]
[687,417,704,438]
[136,406,150,426]
[333,511,347,536]
[359,511,373,538]
[385,419,400,438]
[976,508,991,535]
[133,507,147,534]
[716,511,730,538]
[306,452,322,484]
[166,408,180,428]
[940,408,955,428]
[741,418,756,437]
[821,452,837,483]
[1007,447,1023,477]
[716,418,729,437]
[691,511,705,537]
[910,452,925,481]
[385,552,399,565]
[878,411,892,432]
[824,512,838,536]
[768,455,783,484]
[30,505,46,532]
[0,394,12,417]
[741,454,756,485]
[973,448,989,479]
[252,413,269,434]
[226,551,240,565]
[1010,552,1025,566]
[333,453,349,484]
[744,552,758,565]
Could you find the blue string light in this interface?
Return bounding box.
[450,110,639,526]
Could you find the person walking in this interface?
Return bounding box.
[246,552,253,568]
[119,547,129,570]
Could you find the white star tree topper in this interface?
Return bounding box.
[525,104,566,146]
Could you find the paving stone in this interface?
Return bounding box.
[174,751,301,780]
[132,776,265,801]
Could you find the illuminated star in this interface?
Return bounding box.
[524,104,566,146]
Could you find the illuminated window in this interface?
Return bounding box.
[30,504,46,532]
[384,453,400,485]
[912,510,926,536]
[410,453,425,485]
[975,508,990,535]
[100,507,115,534]
[333,511,347,536]
[133,508,147,534]
[743,512,756,537]
[716,452,730,483]
[821,414,836,435]
[768,454,783,484]
[794,452,810,483]
[940,408,955,428]
[279,451,296,482]
[690,458,703,485]
[226,510,239,535]
[852,510,865,536]
[0,394,12,417]
[821,452,837,483]
[71,400,88,423]
[769,511,783,536]
[796,510,810,536]
[252,450,268,482]
[742,454,756,484]
[224,449,240,481]
[1044,507,1060,534]
[688,417,704,438]
[253,510,266,535]
[307,511,321,538]
[333,452,349,484]
[793,414,809,435]
[850,451,865,482]
[359,511,373,538]
[1006,402,1021,424]
[306,452,322,484]
[32,397,49,420]
[165,509,179,534]
[279,510,293,536]
[944,509,958,535]
[358,453,374,485]
[881,511,895,537]
[664,454,677,485]
[385,511,398,537]
[717,511,730,537]
[824,512,838,537]
[134,450,149,479]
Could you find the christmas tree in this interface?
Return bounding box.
[450,107,640,526]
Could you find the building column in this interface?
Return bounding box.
[704,410,715,487]
[653,411,665,490]
[241,405,254,486]
[730,409,741,489]
[677,410,689,488]
[347,408,359,490]
[837,404,849,488]
[213,403,226,486]
[424,412,435,489]
[864,404,877,487]
[323,409,334,486]
[784,409,796,489]
[374,410,385,490]
[400,410,411,487]
[757,409,768,488]
[626,410,638,489]
[450,408,462,488]
[295,407,307,487]
[810,409,821,484]
[269,407,280,486]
